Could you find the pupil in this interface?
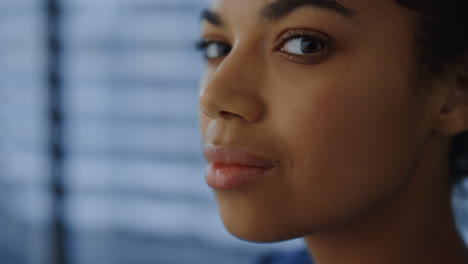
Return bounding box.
[301,38,322,54]
[219,44,231,56]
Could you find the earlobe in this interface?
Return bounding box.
[434,63,468,136]
[435,110,466,136]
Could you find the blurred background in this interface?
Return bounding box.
[0,0,466,264]
[0,0,305,263]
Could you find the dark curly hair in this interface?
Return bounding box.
[394,0,468,185]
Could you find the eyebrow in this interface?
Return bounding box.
[260,0,357,22]
[200,0,358,27]
[200,9,224,27]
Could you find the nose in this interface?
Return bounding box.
[199,49,265,123]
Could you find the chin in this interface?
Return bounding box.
[222,218,302,243]
[216,199,312,243]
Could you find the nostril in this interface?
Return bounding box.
[219,111,243,119]
[199,88,265,123]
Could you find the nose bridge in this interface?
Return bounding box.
[199,44,265,123]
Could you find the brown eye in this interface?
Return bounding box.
[196,40,231,60]
[275,30,333,64]
[281,36,328,55]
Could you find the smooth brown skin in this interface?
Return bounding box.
[198,0,468,263]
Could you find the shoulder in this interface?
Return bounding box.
[256,248,314,264]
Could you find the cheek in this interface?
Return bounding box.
[272,68,428,230]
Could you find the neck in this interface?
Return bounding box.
[305,135,468,264]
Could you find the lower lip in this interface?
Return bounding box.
[206,163,273,190]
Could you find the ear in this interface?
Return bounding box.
[433,60,468,136]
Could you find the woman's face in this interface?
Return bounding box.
[198,0,437,242]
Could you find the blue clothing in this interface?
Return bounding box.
[257,248,313,264]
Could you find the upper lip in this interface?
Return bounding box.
[203,145,276,168]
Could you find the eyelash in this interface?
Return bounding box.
[195,39,231,61]
[196,29,333,64]
[274,29,332,64]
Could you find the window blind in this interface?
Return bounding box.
[57,0,302,263]
[0,1,52,264]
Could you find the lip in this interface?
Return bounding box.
[203,145,276,190]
